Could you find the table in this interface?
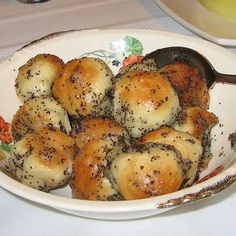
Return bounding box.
[0,1,236,235]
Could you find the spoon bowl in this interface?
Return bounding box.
[144,47,236,88]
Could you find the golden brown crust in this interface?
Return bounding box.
[15,54,64,103]
[112,71,180,138]
[111,144,184,200]
[70,138,121,200]
[10,96,71,141]
[159,63,210,109]
[10,126,75,191]
[139,127,203,186]
[174,107,219,140]
[52,57,113,117]
[71,117,128,150]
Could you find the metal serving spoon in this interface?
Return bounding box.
[143,46,236,88]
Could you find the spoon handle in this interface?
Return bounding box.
[215,72,236,85]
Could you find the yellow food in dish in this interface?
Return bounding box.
[199,0,236,20]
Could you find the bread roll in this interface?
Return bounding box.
[71,117,129,150]
[11,96,71,141]
[117,58,157,78]
[159,63,210,109]
[174,107,219,170]
[15,54,64,103]
[110,143,184,200]
[10,126,75,191]
[112,71,180,138]
[174,107,219,140]
[70,137,123,200]
[52,57,113,117]
[139,127,202,186]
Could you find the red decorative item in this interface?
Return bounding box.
[198,165,224,183]
[0,116,12,144]
[119,55,144,71]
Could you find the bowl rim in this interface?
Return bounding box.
[1,162,235,213]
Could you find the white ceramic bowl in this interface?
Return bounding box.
[0,29,235,220]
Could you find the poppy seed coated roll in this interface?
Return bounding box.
[112,71,180,138]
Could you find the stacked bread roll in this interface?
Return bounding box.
[10,54,75,191]
[8,51,218,200]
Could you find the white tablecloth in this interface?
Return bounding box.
[0,1,235,235]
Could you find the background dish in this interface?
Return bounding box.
[0,29,236,220]
[155,0,236,46]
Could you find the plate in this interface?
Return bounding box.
[0,29,236,220]
[155,0,236,46]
